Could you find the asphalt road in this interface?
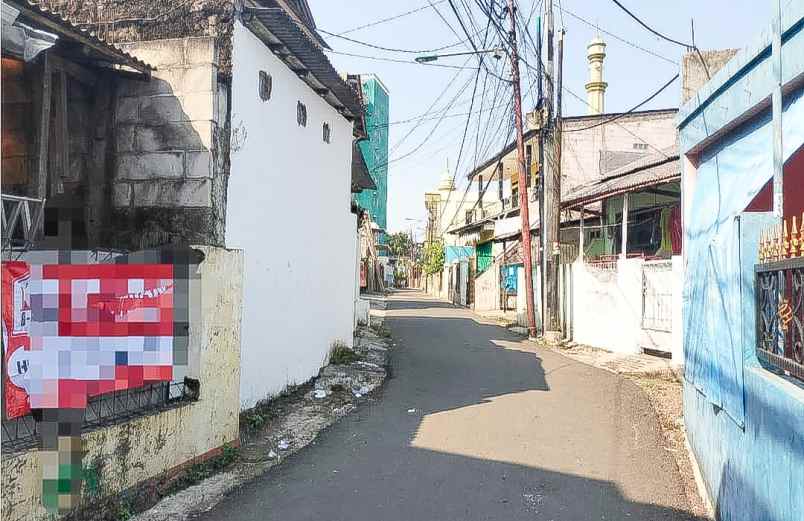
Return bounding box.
[199,291,701,521]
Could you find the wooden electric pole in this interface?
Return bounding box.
[506,0,537,337]
[542,0,562,343]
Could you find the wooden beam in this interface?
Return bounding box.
[620,193,629,259]
[643,188,680,198]
[579,204,585,262]
[53,69,69,193]
[34,52,52,199]
[48,53,98,87]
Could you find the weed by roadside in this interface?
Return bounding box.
[167,443,240,494]
[329,341,362,365]
[373,325,392,338]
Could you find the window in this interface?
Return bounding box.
[633,142,648,150]
[322,122,331,143]
[258,71,272,101]
[296,101,307,127]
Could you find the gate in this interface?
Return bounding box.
[642,260,673,333]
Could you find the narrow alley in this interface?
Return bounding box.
[199,291,699,521]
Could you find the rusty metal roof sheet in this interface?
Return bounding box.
[7,0,153,75]
[243,7,362,120]
[562,149,680,208]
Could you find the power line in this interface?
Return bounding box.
[385,67,477,166]
[563,73,679,132]
[609,0,692,49]
[326,49,478,70]
[559,84,672,159]
[608,1,710,79]
[370,101,509,128]
[558,6,678,66]
[332,0,449,35]
[436,9,500,225]
[318,29,469,54]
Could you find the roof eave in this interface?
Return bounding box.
[242,8,359,121]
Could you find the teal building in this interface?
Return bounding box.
[355,75,389,235]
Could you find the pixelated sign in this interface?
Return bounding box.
[2,261,178,417]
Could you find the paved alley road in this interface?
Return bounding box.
[200,291,700,521]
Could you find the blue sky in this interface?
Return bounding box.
[311,0,763,236]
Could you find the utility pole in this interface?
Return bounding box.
[542,0,562,343]
[506,0,537,337]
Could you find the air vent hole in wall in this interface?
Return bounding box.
[258,71,272,101]
[297,101,307,127]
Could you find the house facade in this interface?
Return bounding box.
[228,7,362,406]
[678,1,804,519]
[2,0,368,517]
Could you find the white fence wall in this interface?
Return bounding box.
[474,261,500,311]
[571,256,683,364]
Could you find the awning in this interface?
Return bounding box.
[242,7,362,120]
[352,140,376,193]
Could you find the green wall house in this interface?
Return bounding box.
[355,75,389,235]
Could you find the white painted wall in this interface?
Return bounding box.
[572,258,642,354]
[228,20,356,408]
[474,260,500,311]
[570,256,684,364]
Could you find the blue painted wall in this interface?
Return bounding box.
[679,4,804,520]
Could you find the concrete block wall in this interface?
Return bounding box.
[114,37,220,209]
[105,37,230,250]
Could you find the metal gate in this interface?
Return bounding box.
[642,260,673,333]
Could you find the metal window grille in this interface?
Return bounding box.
[756,257,804,382]
[642,260,673,332]
[1,380,196,454]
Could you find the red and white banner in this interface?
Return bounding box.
[2,262,176,418]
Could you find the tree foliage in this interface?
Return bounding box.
[422,241,445,275]
[387,232,414,258]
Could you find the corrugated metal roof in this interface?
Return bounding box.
[562,152,680,208]
[8,0,152,74]
[243,7,361,119]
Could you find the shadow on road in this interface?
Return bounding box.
[200,291,706,521]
